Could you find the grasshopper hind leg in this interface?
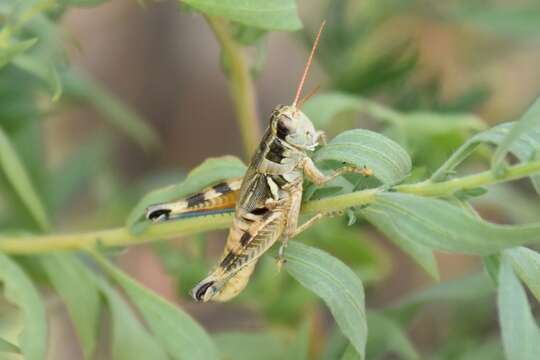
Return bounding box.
[145,178,242,223]
[191,262,256,302]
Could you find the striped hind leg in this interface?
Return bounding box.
[145,177,243,222]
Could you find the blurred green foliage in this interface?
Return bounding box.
[1,1,540,360]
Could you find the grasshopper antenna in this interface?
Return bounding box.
[297,84,321,108]
[292,20,326,108]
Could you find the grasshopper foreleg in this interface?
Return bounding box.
[278,213,324,262]
[302,157,373,185]
[277,210,345,270]
[275,157,372,270]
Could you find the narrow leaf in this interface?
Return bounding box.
[341,345,361,360]
[93,253,219,360]
[458,339,504,360]
[366,312,419,360]
[285,242,367,359]
[214,332,288,360]
[394,273,493,310]
[0,337,20,354]
[46,135,109,213]
[314,129,412,185]
[302,92,390,128]
[362,193,540,255]
[361,204,439,279]
[286,319,311,360]
[494,98,540,182]
[48,63,62,102]
[94,277,168,360]
[183,0,302,31]
[41,254,101,360]
[0,254,47,360]
[303,92,483,135]
[497,257,540,360]
[455,5,540,37]
[12,56,63,101]
[505,247,540,302]
[0,126,49,230]
[0,38,37,68]
[62,71,158,150]
[65,0,107,6]
[433,121,540,192]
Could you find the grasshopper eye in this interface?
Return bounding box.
[276,120,289,140]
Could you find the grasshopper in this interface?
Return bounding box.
[145,22,372,302]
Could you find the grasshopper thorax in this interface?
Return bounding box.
[271,105,318,151]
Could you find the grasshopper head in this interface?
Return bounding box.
[271,105,319,151]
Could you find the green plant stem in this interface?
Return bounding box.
[205,16,261,158]
[397,160,540,196]
[0,160,538,255]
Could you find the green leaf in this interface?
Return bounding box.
[231,23,267,45]
[93,252,219,360]
[64,0,108,6]
[314,129,411,185]
[483,254,501,285]
[46,135,109,213]
[455,5,540,37]
[286,319,311,360]
[360,203,439,279]
[298,218,391,284]
[493,97,540,178]
[458,339,504,360]
[127,155,246,231]
[62,71,158,150]
[432,121,540,192]
[340,345,361,360]
[12,55,63,101]
[302,92,484,135]
[394,273,493,310]
[40,254,101,360]
[94,277,168,360]
[0,38,37,69]
[362,193,540,255]
[505,247,540,302]
[285,242,367,359]
[497,256,540,360]
[478,185,540,224]
[214,332,288,360]
[321,326,350,360]
[0,126,49,230]
[182,0,302,31]
[48,63,62,102]
[400,112,485,136]
[366,312,419,360]
[0,254,47,360]
[302,92,389,128]
[0,337,20,354]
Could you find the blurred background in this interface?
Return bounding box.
[2,0,540,359]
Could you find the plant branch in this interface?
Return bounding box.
[0,160,538,255]
[205,15,261,158]
[396,159,540,196]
